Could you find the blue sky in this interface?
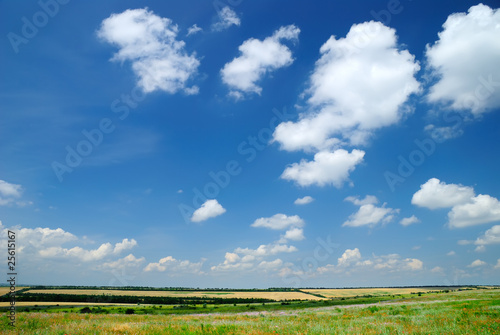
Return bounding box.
[1,0,500,288]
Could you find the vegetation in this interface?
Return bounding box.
[0,287,498,334]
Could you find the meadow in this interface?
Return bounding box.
[0,287,498,334]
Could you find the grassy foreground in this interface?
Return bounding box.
[1,289,499,334]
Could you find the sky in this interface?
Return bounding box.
[1,0,499,288]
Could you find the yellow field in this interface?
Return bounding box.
[25,289,325,301]
[0,287,27,295]
[303,287,456,298]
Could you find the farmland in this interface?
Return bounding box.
[22,289,325,301]
[0,286,499,334]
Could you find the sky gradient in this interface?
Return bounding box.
[1,0,499,288]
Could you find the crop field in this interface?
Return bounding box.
[0,287,26,296]
[23,289,324,301]
[0,287,498,334]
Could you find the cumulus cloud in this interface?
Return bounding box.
[251,214,304,230]
[211,242,296,272]
[144,256,205,275]
[426,4,500,115]
[281,149,365,187]
[100,254,145,271]
[221,25,300,99]
[468,259,487,268]
[39,238,137,262]
[448,194,500,228]
[405,258,424,271]
[113,238,138,254]
[315,250,423,275]
[273,21,420,152]
[18,226,77,250]
[344,195,378,206]
[235,243,297,257]
[399,215,420,226]
[412,178,500,228]
[412,178,475,209]
[97,8,200,94]
[495,259,500,269]
[258,259,283,270]
[474,225,500,247]
[191,199,226,222]
[294,196,314,205]
[337,248,361,266]
[187,24,202,36]
[213,212,304,273]
[343,195,398,228]
[212,6,241,31]
[283,227,305,241]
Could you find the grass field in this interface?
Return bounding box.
[1,288,498,334]
[302,287,452,298]
[23,289,325,301]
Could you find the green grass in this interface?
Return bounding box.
[0,288,498,334]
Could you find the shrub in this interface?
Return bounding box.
[80,307,92,314]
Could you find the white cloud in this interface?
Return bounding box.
[212,6,241,31]
[468,259,487,268]
[317,250,423,275]
[495,259,500,269]
[258,259,283,270]
[191,199,226,222]
[97,8,200,94]
[187,24,202,36]
[283,228,305,241]
[144,256,205,275]
[221,25,300,98]
[447,251,456,256]
[475,245,486,253]
[224,252,240,264]
[100,254,145,271]
[235,243,297,257]
[426,4,500,115]
[0,180,31,207]
[345,195,378,206]
[294,196,314,205]
[39,238,137,262]
[18,226,77,249]
[413,178,500,228]
[251,214,304,230]
[211,242,296,273]
[343,195,398,228]
[272,21,420,152]
[405,258,423,271]
[474,225,500,246]
[448,194,500,228]
[113,238,138,254]
[281,149,365,187]
[337,248,361,266]
[412,178,475,209]
[400,215,420,226]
